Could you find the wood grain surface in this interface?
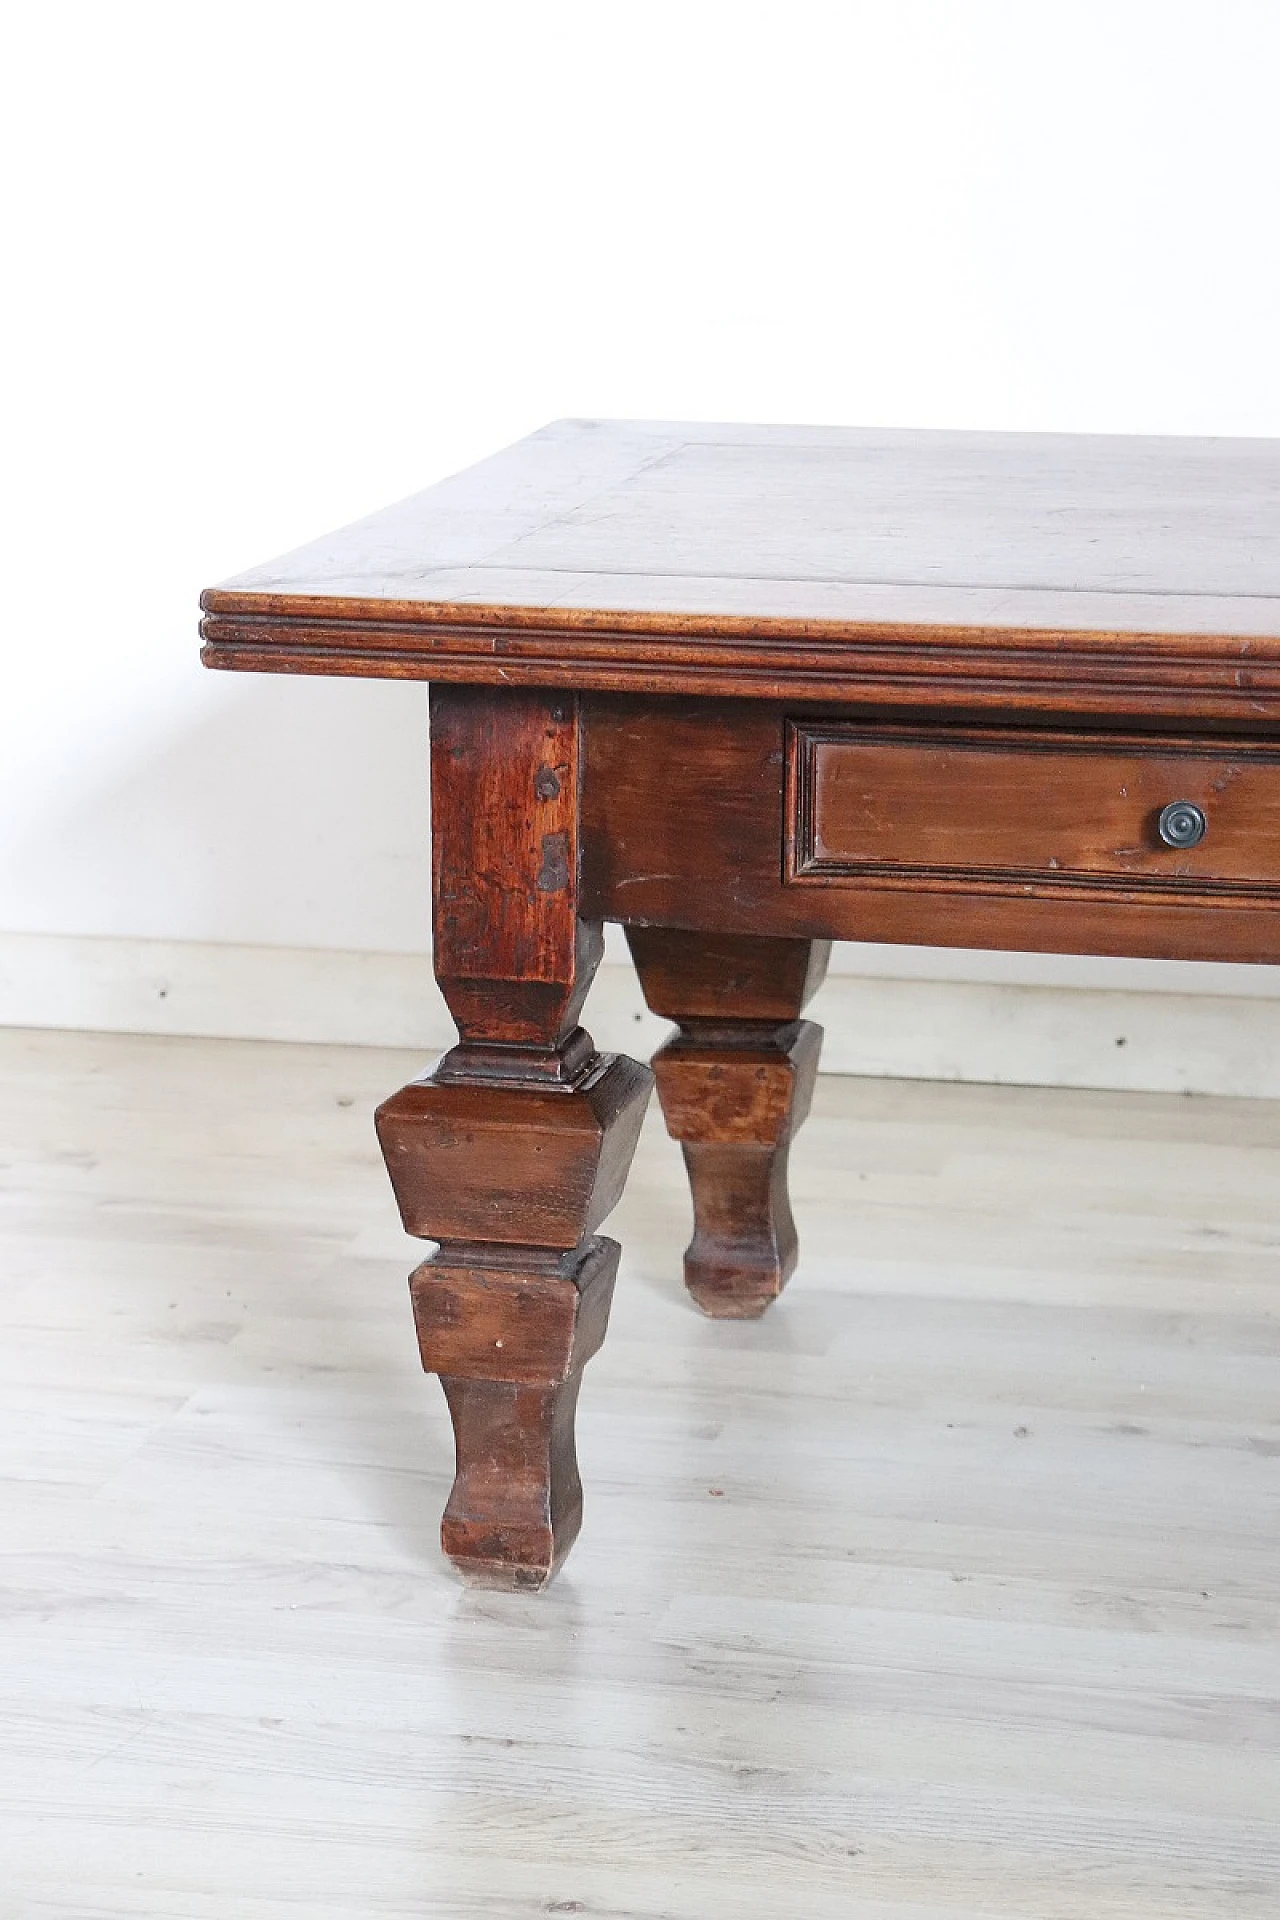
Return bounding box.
[628,928,828,1318]
[788,721,1280,895]
[581,696,1280,963]
[193,425,1280,1607]
[427,684,600,1055]
[376,686,651,1586]
[3,1028,1278,1916]
[200,420,1280,715]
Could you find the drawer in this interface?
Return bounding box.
[785,722,1280,899]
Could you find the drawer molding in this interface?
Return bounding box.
[785,720,1280,905]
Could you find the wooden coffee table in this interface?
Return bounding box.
[201,420,1280,1589]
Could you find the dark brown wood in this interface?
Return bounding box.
[623,928,832,1024]
[412,1238,618,1589]
[377,1057,651,1251]
[627,928,827,1318]
[201,421,1280,719]
[375,686,652,1588]
[199,418,1280,1585]
[429,684,601,1070]
[197,608,1280,721]
[583,697,1280,964]
[788,721,1280,898]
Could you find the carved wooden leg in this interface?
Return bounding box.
[376,687,652,1589]
[625,929,829,1319]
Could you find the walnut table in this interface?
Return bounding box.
[201,419,1280,1588]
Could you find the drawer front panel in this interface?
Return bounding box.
[786,723,1280,899]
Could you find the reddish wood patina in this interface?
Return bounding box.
[201,420,1280,1586]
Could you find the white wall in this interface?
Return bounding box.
[3,2,1280,1075]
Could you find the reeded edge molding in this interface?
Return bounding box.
[197,587,1280,647]
[199,600,1280,715]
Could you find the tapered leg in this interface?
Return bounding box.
[626,928,829,1319]
[376,687,652,1589]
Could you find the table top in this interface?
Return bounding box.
[201,419,1280,714]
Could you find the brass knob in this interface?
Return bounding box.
[1157,801,1207,849]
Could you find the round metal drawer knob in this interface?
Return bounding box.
[1157,800,1207,849]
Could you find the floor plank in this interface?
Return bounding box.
[1,1028,1278,1918]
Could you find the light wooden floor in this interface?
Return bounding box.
[2,1028,1279,1919]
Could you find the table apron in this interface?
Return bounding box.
[580,696,1280,964]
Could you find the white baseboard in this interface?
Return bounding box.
[0,933,455,1052]
[3,930,1280,1098]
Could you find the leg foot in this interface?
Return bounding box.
[682,1146,797,1318]
[374,687,651,1588]
[413,1239,619,1588]
[627,929,828,1318]
[378,1053,649,1587]
[655,1022,821,1317]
